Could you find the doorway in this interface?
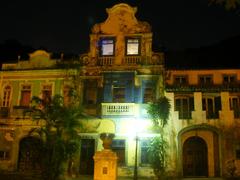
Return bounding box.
[183,136,208,177]
[18,136,42,173]
[79,139,95,175]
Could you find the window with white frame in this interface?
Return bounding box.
[126,38,140,55]
[2,86,11,107]
[100,38,115,56]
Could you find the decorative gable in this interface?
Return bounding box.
[92,3,151,34]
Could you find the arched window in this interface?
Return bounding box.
[2,85,11,107]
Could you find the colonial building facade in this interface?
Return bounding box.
[0,3,239,178]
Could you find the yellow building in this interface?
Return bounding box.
[0,3,239,179]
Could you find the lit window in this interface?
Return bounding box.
[100,38,115,56]
[112,140,125,166]
[126,38,140,55]
[2,86,11,107]
[20,85,31,107]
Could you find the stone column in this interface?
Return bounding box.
[93,133,118,180]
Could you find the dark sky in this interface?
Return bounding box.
[0,0,240,54]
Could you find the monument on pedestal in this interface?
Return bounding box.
[93,133,118,180]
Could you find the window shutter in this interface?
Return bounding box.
[189,97,194,111]
[215,96,222,111]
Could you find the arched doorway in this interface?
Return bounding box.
[183,136,208,177]
[18,136,43,173]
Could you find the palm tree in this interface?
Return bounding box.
[25,94,83,180]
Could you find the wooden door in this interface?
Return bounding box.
[183,136,208,177]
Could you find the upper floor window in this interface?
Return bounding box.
[100,38,115,56]
[199,75,213,85]
[142,81,155,103]
[126,38,140,55]
[229,96,240,118]
[2,86,11,107]
[20,85,31,107]
[112,139,126,166]
[174,75,188,85]
[223,74,237,84]
[202,96,221,119]
[63,85,71,106]
[42,85,52,104]
[113,86,125,103]
[175,96,194,119]
[83,80,97,105]
[0,151,10,160]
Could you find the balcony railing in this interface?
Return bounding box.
[12,106,31,119]
[124,56,141,65]
[98,57,114,66]
[101,103,135,116]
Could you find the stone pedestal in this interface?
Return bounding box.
[93,149,118,180]
[93,133,117,180]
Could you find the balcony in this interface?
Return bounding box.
[101,103,135,117]
[124,56,141,65]
[12,106,31,119]
[98,57,114,66]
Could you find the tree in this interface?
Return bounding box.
[209,0,240,10]
[25,93,83,180]
[147,96,171,180]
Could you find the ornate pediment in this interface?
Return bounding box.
[92,3,151,34]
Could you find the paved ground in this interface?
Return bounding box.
[0,173,228,180]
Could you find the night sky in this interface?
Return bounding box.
[0,0,240,55]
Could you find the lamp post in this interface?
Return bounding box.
[133,135,139,180]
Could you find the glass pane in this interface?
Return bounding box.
[102,40,114,55]
[127,39,139,55]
